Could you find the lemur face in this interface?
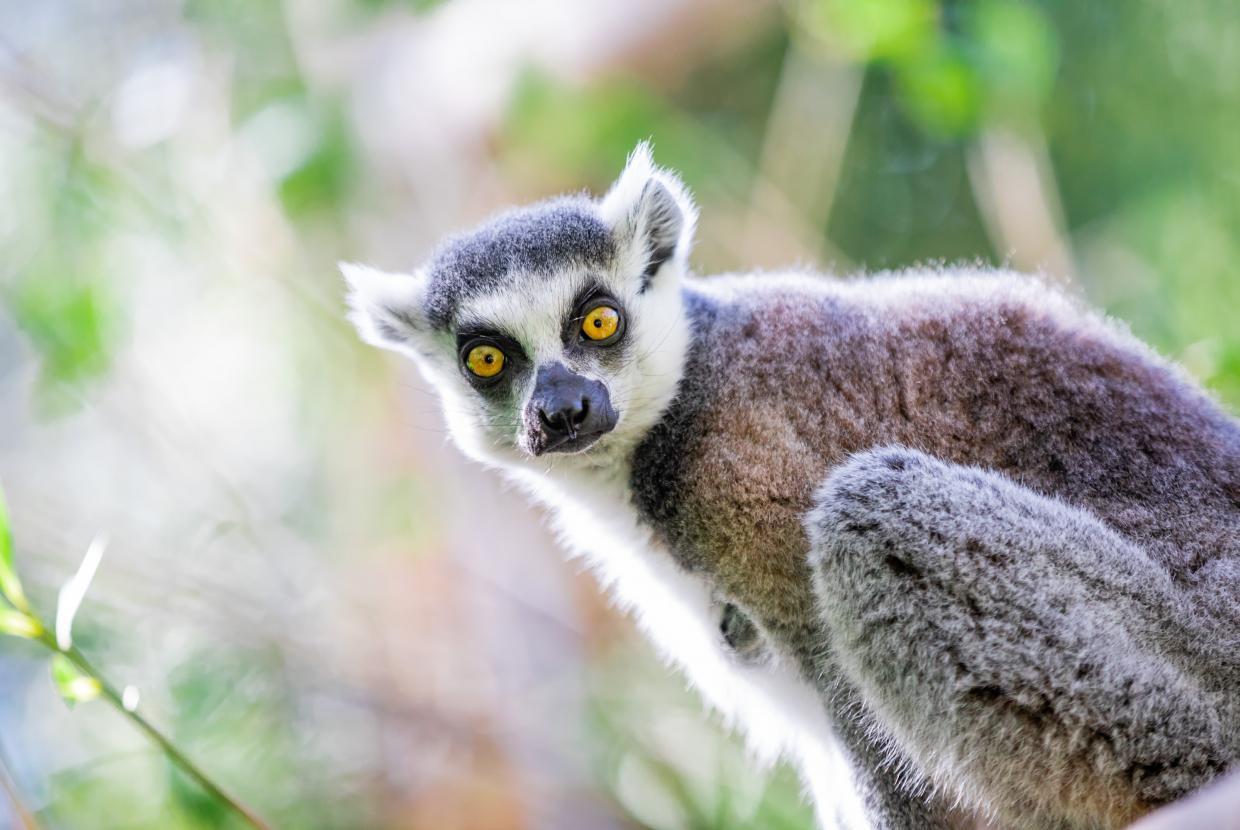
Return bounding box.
[345,145,697,470]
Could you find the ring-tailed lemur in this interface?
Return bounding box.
[344,144,1239,830]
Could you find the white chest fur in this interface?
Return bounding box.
[508,466,872,830]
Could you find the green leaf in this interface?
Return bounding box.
[0,608,42,639]
[51,654,102,705]
[0,482,30,612]
[971,0,1059,121]
[10,276,117,418]
[894,43,982,136]
[804,0,936,62]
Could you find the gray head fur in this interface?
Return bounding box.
[421,197,615,330]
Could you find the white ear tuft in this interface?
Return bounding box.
[599,142,698,288]
[340,262,426,350]
[599,142,659,227]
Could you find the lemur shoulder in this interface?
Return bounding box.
[345,144,1240,830]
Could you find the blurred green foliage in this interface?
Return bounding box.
[0,482,24,613]
[277,105,357,218]
[802,0,1057,134]
[587,649,816,830]
[11,280,115,410]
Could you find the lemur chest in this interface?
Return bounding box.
[626,337,901,642]
[631,393,857,648]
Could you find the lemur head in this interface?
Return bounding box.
[344,144,697,471]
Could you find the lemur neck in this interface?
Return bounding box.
[625,286,718,531]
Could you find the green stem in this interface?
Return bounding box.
[41,635,272,830]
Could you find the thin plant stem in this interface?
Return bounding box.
[38,634,272,830]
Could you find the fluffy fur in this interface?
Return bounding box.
[345,144,1240,830]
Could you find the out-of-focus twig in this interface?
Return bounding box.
[55,640,274,830]
[743,30,861,269]
[0,745,40,830]
[966,126,1077,282]
[0,486,273,830]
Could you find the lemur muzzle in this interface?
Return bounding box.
[527,362,618,454]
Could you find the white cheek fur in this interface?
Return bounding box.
[609,265,691,446]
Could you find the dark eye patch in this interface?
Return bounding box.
[455,327,523,352]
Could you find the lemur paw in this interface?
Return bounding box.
[806,446,967,592]
[806,445,1003,580]
[717,601,768,664]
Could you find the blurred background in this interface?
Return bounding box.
[0,0,1237,828]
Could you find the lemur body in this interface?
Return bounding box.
[634,273,1240,828]
[345,146,1240,829]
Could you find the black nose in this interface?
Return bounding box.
[528,362,618,454]
[537,394,590,437]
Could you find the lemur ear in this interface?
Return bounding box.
[599,142,698,290]
[341,262,427,351]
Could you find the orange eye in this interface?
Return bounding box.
[582,306,621,341]
[466,344,505,378]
